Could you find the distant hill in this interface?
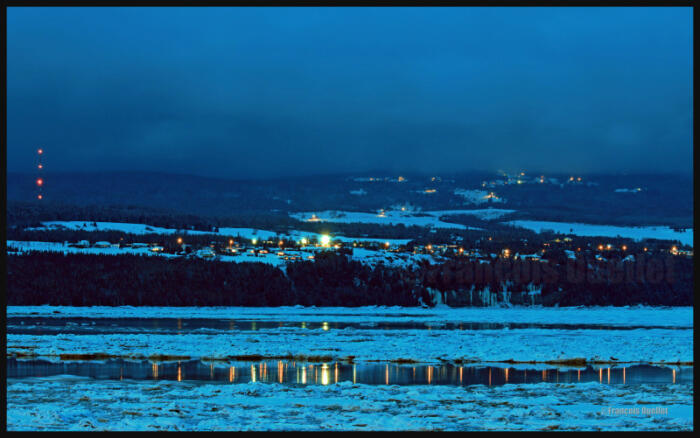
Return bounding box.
[6,171,693,227]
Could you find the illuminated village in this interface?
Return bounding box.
[6,5,693,432]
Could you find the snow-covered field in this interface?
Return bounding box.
[7,240,441,269]
[25,221,413,245]
[7,378,692,431]
[7,240,181,258]
[505,220,693,247]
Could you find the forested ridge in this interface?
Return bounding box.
[7,251,691,307]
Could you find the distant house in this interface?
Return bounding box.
[73,240,90,248]
[131,243,149,248]
[93,241,111,248]
[149,246,165,252]
[673,248,693,257]
[195,248,216,259]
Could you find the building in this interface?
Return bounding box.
[195,248,217,259]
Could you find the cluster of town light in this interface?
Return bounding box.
[166,234,683,261]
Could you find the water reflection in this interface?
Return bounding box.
[7,358,692,387]
[322,364,330,385]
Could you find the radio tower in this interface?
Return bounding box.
[36,148,44,200]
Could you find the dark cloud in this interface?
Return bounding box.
[7,7,693,178]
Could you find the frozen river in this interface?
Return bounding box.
[6,306,693,431]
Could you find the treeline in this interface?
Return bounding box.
[6,252,425,307]
[499,179,693,228]
[417,254,693,307]
[7,200,302,233]
[7,250,691,307]
[7,201,219,232]
[285,252,424,306]
[7,252,292,306]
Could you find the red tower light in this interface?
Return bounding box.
[38,149,43,155]
[36,178,43,187]
[37,194,43,200]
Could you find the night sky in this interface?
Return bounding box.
[7,7,693,179]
